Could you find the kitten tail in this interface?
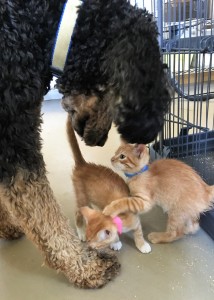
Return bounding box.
[66,115,86,166]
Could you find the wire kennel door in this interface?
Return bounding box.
[134,1,214,239]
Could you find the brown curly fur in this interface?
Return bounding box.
[0,201,23,240]
[0,168,120,288]
[61,89,115,147]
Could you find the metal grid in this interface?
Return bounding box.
[136,0,214,186]
[131,0,214,238]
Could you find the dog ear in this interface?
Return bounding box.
[103,29,171,145]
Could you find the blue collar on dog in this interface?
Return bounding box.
[51,0,81,76]
[124,165,149,178]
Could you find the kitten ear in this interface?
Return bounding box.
[97,229,112,241]
[80,206,95,224]
[134,144,146,158]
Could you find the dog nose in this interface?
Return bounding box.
[87,132,108,147]
[97,138,106,147]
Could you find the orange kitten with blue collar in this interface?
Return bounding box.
[66,116,151,253]
[103,142,214,244]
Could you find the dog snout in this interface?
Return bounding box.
[84,131,108,147]
[61,97,71,112]
[97,134,108,146]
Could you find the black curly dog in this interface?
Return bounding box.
[0,0,170,288]
[61,1,170,146]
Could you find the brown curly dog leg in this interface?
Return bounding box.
[0,169,120,288]
[0,200,24,239]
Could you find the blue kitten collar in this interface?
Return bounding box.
[124,165,149,178]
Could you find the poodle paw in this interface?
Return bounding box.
[46,241,120,289]
[139,241,151,253]
[64,248,120,288]
[0,226,24,240]
[110,241,122,251]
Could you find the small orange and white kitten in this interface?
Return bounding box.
[103,142,214,244]
[66,116,151,253]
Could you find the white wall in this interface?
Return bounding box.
[130,0,152,12]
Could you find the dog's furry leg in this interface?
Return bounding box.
[0,199,24,239]
[0,169,120,288]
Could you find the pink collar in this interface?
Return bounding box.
[113,216,123,235]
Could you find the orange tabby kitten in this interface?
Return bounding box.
[66,116,151,253]
[103,142,214,244]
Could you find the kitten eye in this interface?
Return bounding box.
[119,154,125,159]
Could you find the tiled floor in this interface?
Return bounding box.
[0,99,214,300]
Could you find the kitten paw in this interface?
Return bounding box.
[148,232,161,244]
[110,241,122,251]
[139,241,151,253]
[103,206,117,217]
[184,220,199,234]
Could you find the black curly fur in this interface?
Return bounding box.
[59,0,171,145]
[0,0,65,181]
[0,0,170,181]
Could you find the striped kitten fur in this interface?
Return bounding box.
[103,142,214,243]
[66,116,151,253]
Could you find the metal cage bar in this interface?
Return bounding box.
[132,0,214,238]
